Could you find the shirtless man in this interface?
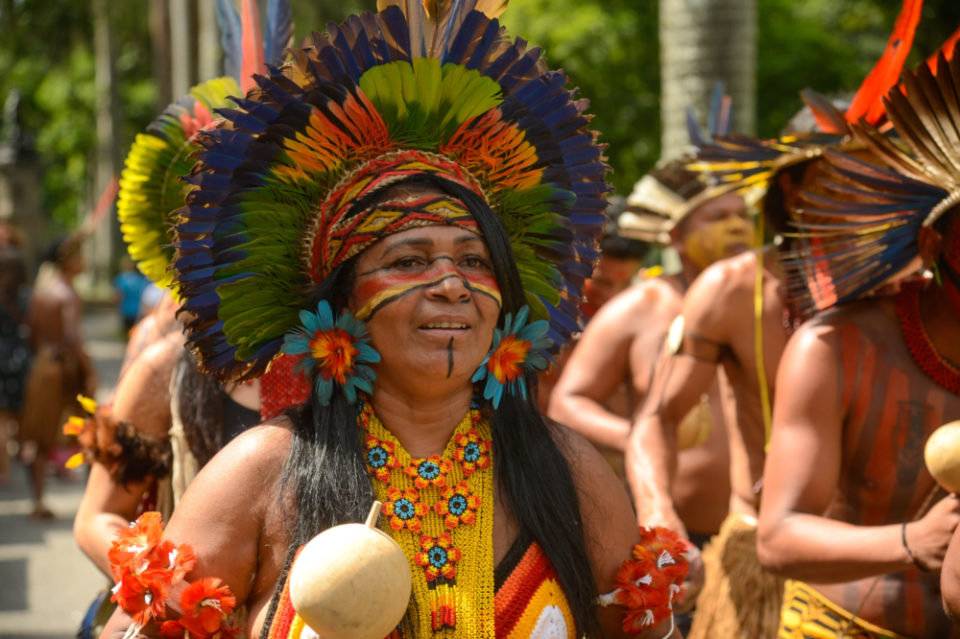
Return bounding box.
[757,209,960,637]
[19,234,96,519]
[623,152,820,637]
[549,158,750,542]
[754,51,960,633]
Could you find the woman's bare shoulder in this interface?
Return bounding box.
[207,418,294,475]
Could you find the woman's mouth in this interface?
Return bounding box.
[421,322,469,329]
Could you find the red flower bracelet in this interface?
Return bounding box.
[109,512,240,639]
[597,526,691,635]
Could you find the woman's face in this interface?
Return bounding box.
[350,225,502,395]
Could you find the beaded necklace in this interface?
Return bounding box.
[896,280,960,395]
[359,402,496,638]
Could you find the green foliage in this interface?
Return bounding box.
[4,0,960,236]
[0,0,155,230]
[501,0,659,196]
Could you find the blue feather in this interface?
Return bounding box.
[215,108,270,135]
[465,18,501,71]
[445,11,487,65]
[215,0,243,82]
[329,23,364,83]
[264,0,293,66]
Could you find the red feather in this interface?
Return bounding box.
[926,25,960,74]
[846,0,923,125]
[241,0,265,94]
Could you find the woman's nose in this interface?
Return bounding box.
[425,261,471,302]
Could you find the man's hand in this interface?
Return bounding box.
[673,542,704,615]
[908,493,960,571]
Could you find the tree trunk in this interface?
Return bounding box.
[90,0,123,297]
[150,0,173,109]
[169,0,195,98]
[659,0,756,160]
[198,0,221,82]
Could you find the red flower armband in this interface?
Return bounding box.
[109,512,240,639]
[596,526,691,636]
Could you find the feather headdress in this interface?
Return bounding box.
[688,0,925,204]
[172,1,610,382]
[784,40,960,314]
[618,84,739,244]
[116,0,293,294]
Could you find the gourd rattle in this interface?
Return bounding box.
[289,501,412,639]
[924,421,960,494]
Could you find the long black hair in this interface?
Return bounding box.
[262,174,602,637]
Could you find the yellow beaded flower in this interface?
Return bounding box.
[384,486,429,533]
[436,481,481,530]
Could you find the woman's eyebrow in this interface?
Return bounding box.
[379,237,434,257]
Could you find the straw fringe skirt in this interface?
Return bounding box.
[687,513,785,639]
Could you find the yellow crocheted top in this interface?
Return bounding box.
[360,402,496,638]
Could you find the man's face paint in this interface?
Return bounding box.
[680,193,753,270]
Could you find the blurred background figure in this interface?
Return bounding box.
[111,256,148,336]
[537,198,650,413]
[581,196,651,319]
[18,233,96,519]
[0,221,31,486]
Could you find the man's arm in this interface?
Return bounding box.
[942,525,960,621]
[74,334,178,575]
[624,266,731,535]
[548,290,647,452]
[757,321,960,581]
[626,342,720,536]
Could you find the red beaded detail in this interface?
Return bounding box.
[897,281,960,395]
[260,354,312,421]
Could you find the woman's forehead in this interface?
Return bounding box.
[372,225,487,254]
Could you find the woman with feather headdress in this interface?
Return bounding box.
[97,2,690,638]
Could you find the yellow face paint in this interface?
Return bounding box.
[683,216,754,270]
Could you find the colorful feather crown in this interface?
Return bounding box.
[116,0,294,293]
[784,42,960,315]
[172,1,610,382]
[117,77,242,293]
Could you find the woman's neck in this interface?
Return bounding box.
[369,385,475,458]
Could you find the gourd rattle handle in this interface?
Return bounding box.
[365,501,382,529]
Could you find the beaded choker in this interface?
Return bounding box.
[896,280,960,395]
[359,402,495,638]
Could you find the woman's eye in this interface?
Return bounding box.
[390,256,425,269]
[460,255,492,270]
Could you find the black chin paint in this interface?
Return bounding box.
[447,336,454,378]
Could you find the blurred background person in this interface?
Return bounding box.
[0,221,31,486]
[18,233,96,519]
[111,256,148,336]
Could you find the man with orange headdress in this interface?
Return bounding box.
[757,47,960,638]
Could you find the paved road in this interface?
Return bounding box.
[0,306,125,639]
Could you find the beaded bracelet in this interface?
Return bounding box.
[901,521,930,572]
